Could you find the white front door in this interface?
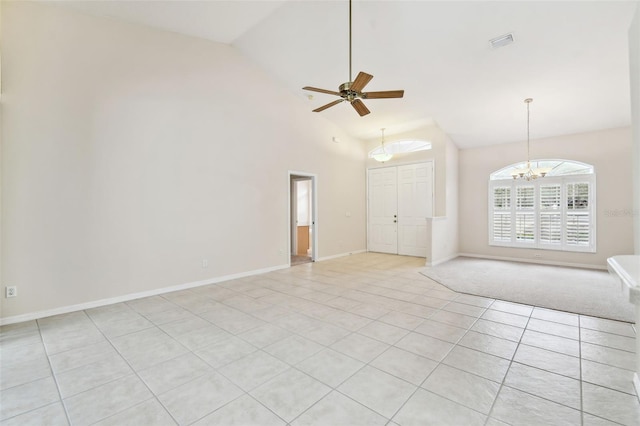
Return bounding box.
[368,162,433,257]
[368,167,398,254]
[397,163,433,257]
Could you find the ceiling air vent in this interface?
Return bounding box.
[489,33,514,49]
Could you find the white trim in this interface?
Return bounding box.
[427,216,448,222]
[368,139,432,158]
[366,161,435,255]
[458,252,607,270]
[426,253,459,267]
[316,249,367,262]
[288,171,318,264]
[0,264,289,326]
[634,374,640,403]
[365,167,370,251]
[488,174,596,253]
[490,158,594,180]
[367,158,434,170]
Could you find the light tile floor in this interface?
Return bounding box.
[1,253,639,425]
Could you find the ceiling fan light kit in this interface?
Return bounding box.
[303,0,404,116]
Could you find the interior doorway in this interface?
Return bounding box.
[367,162,434,257]
[289,172,317,266]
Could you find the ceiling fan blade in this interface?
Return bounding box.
[313,99,345,112]
[363,90,405,99]
[350,72,373,93]
[351,99,370,116]
[303,86,342,96]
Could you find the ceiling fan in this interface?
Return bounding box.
[302,0,404,117]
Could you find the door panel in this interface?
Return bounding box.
[368,163,433,257]
[397,163,433,257]
[368,167,398,254]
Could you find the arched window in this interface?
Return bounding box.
[369,140,432,158]
[490,159,594,180]
[488,159,596,253]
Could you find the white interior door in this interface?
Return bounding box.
[368,167,398,254]
[397,163,433,256]
[368,162,433,257]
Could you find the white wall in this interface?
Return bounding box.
[459,127,634,268]
[425,138,460,265]
[365,124,459,263]
[0,2,367,320]
[440,138,460,261]
[365,124,449,217]
[630,5,640,254]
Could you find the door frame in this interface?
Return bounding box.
[288,171,318,264]
[366,160,435,254]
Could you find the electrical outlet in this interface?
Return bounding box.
[202,259,209,268]
[6,286,17,298]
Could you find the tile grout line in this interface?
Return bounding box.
[34,319,73,426]
[4,255,637,425]
[285,268,447,425]
[152,289,298,425]
[579,314,584,426]
[381,300,489,424]
[286,272,417,424]
[483,300,534,425]
[119,291,322,425]
[82,307,184,426]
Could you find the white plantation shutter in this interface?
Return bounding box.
[539,185,562,245]
[488,171,595,253]
[516,186,534,209]
[515,214,535,242]
[493,214,511,241]
[492,187,511,242]
[566,182,591,247]
[540,214,562,244]
[493,187,511,209]
[515,186,535,243]
[566,214,590,245]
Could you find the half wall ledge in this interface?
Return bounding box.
[607,255,640,401]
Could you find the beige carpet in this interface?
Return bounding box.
[422,257,635,323]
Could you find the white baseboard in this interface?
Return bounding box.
[1,250,372,326]
[426,253,459,267]
[316,249,367,262]
[0,263,290,326]
[457,252,607,270]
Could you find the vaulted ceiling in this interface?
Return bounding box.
[52,1,637,148]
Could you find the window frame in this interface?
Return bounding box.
[368,140,432,158]
[488,173,596,253]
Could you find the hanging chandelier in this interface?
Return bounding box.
[511,98,551,180]
[372,128,393,162]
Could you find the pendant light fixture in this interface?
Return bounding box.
[511,98,551,180]
[372,128,393,162]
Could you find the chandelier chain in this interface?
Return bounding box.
[527,99,530,162]
[511,98,549,181]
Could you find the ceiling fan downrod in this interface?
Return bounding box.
[349,0,352,84]
[301,0,405,116]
